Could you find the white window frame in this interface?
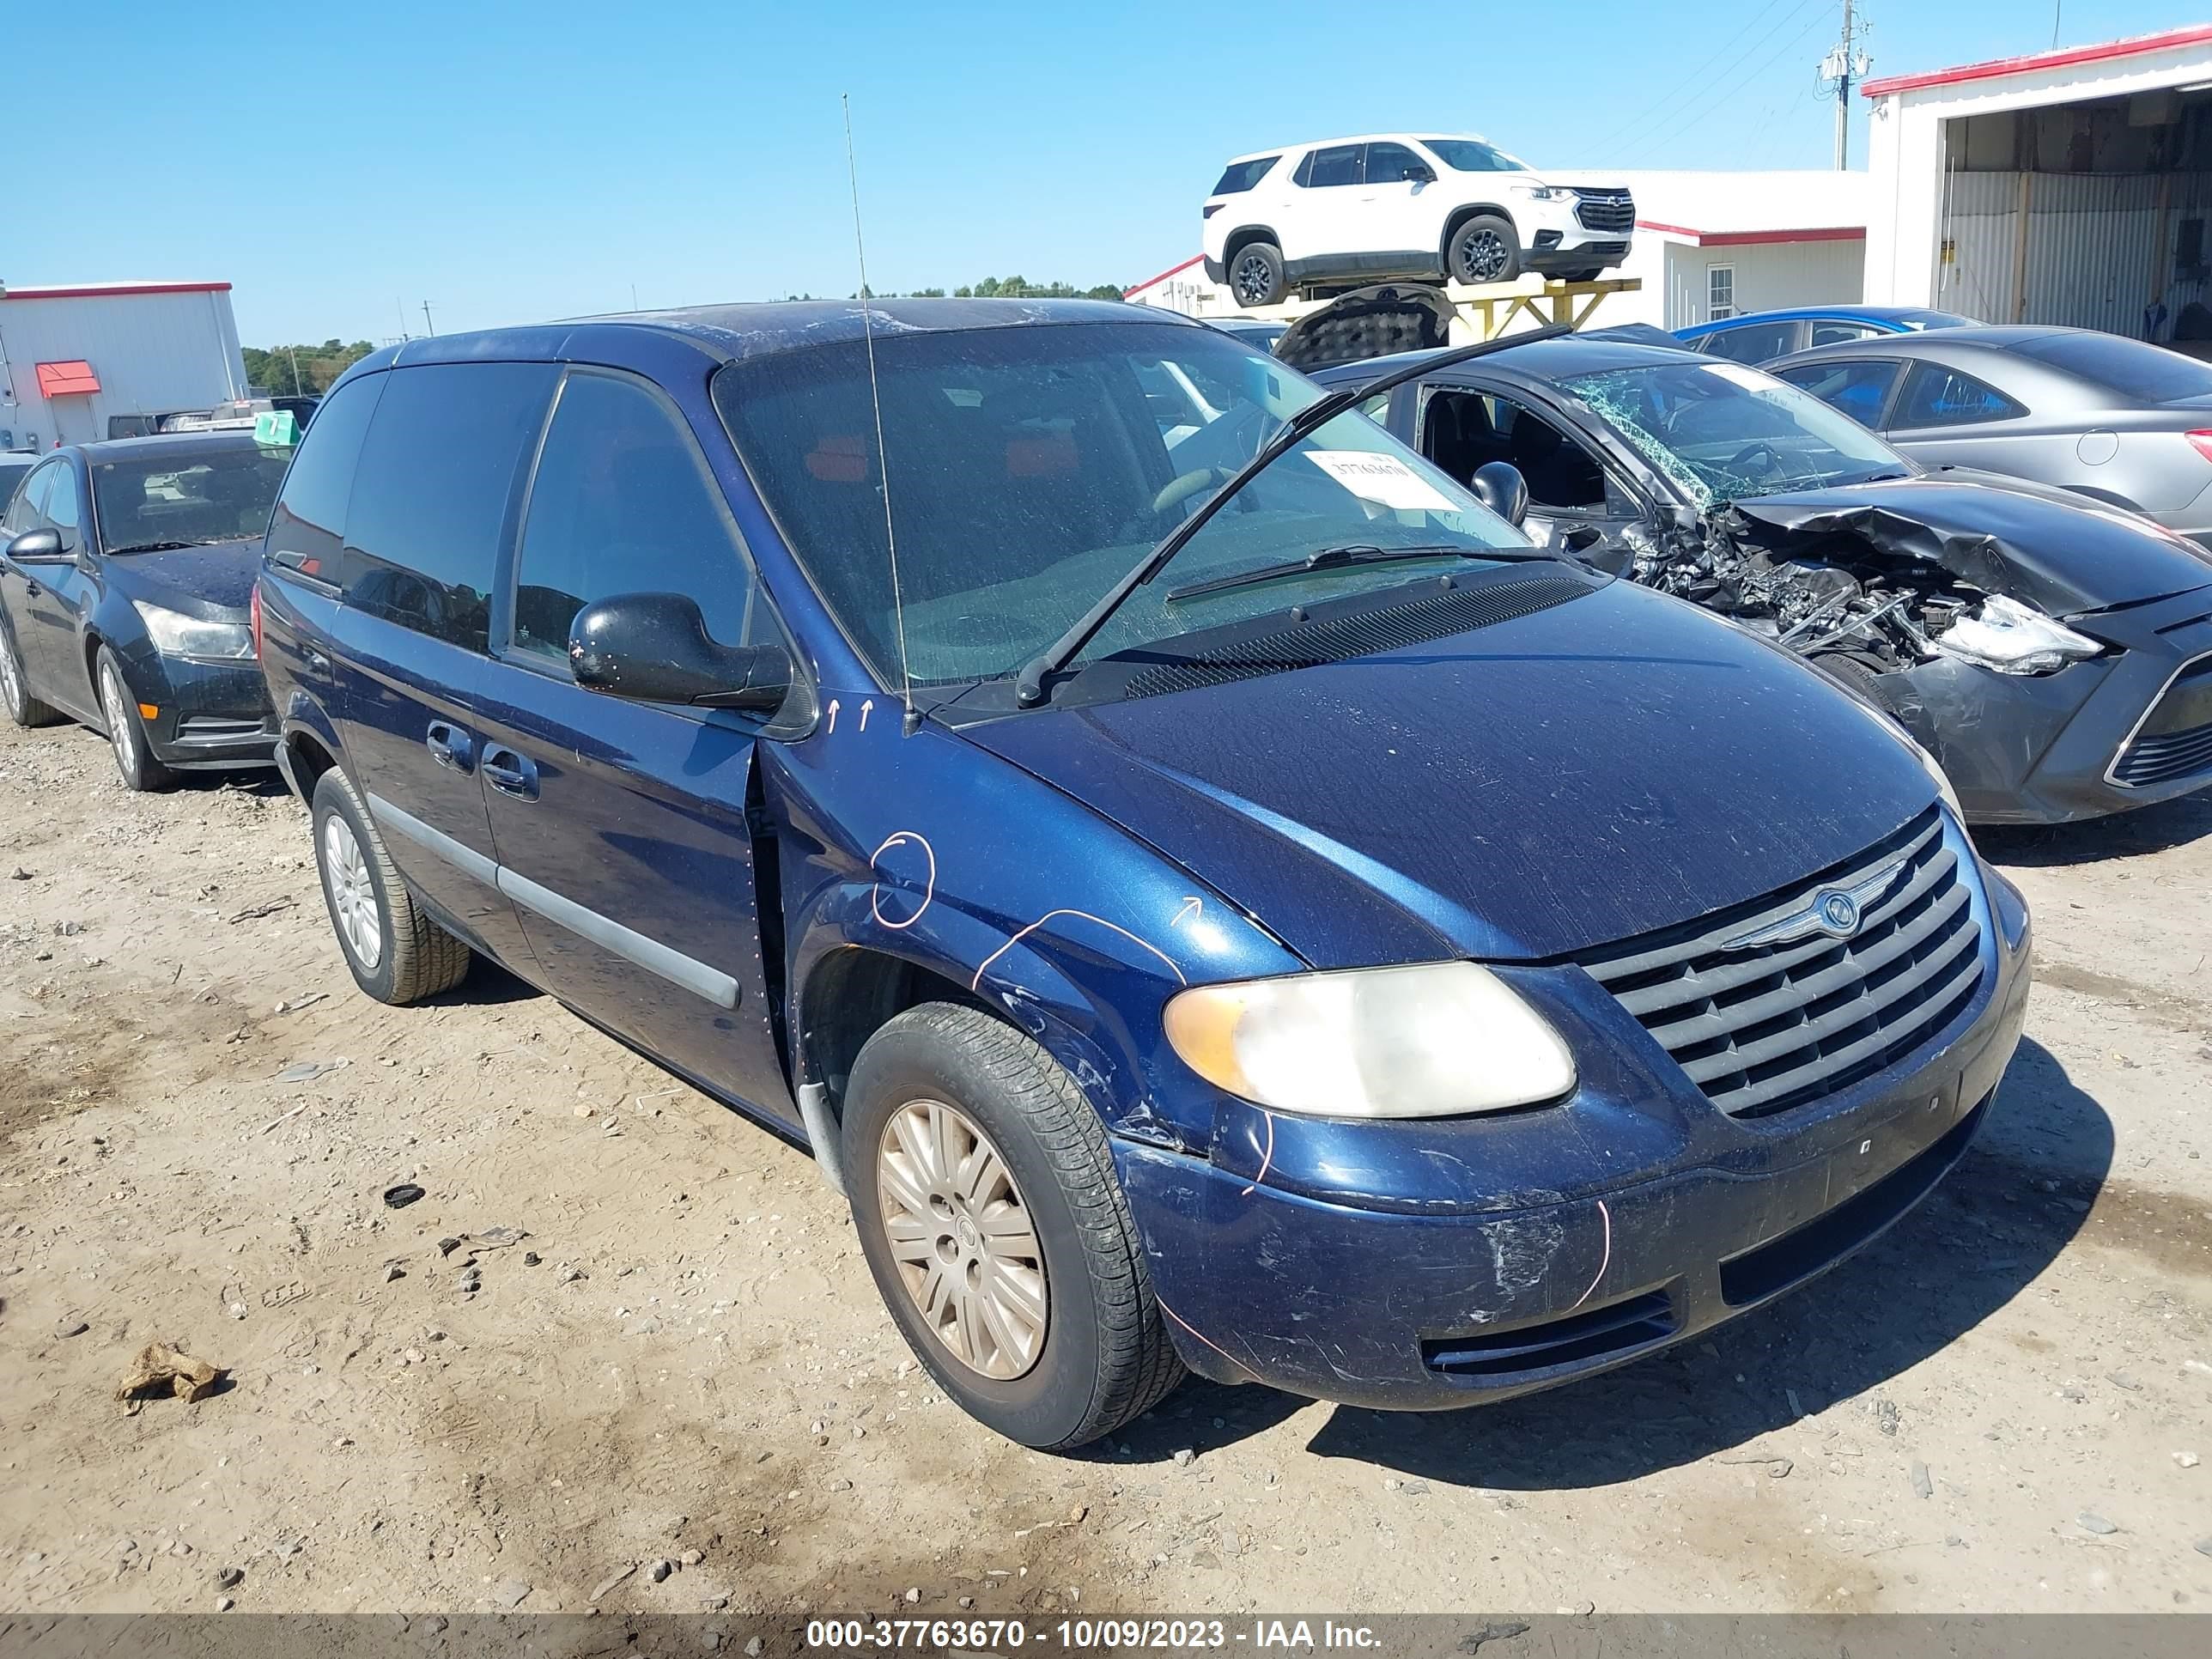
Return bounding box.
[1707,264,1736,321]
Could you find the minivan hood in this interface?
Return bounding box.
[108,536,261,619]
[966,579,1935,967]
[1730,477,2212,614]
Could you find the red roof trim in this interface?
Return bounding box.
[1125,254,1204,296]
[1862,22,2212,98]
[2,281,233,301]
[35,360,101,397]
[1635,220,1864,247]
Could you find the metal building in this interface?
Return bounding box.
[0,280,248,453]
[1863,23,2212,339]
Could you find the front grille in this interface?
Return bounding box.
[1574,806,1984,1119]
[1120,574,1589,701]
[1572,189,1634,234]
[177,714,269,742]
[2112,655,2212,787]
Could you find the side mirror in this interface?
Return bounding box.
[1470,461,1530,528]
[1403,163,1435,185]
[568,592,793,713]
[4,527,69,564]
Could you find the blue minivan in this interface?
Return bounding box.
[256,300,2032,1449]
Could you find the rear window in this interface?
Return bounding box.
[338,362,556,652]
[2014,331,2212,404]
[1211,156,1278,195]
[92,444,291,551]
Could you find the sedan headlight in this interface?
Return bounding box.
[1163,961,1576,1119]
[1934,594,2101,677]
[134,601,252,662]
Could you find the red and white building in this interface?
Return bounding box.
[0,280,248,453]
[1863,24,2212,340]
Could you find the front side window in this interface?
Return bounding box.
[339,362,556,652]
[1893,362,2026,428]
[510,370,778,668]
[1419,138,1525,173]
[41,464,81,547]
[1773,359,1901,429]
[1298,144,1363,188]
[3,461,51,538]
[1211,156,1278,195]
[714,321,1529,689]
[268,372,385,580]
[1565,359,1910,507]
[92,445,291,551]
[1363,143,1426,184]
[1421,390,1612,513]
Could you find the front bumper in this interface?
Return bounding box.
[118,645,278,769]
[1882,586,2212,823]
[1114,855,2031,1412]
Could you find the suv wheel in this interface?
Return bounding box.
[310,766,472,1004]
[1230,241,1285,308]
[843,1004,1184,1449]
[95,647,176,792]
[1449,215,1521,286]
[0,623,61,727]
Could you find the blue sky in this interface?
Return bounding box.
[7,1,2194,343]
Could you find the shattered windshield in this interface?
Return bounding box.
[714,321,1528,686]
[1565,360,1910,507]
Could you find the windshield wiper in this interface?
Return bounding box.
[1012,321,1572,706]
[106,539,217,554]
[1165,542,1553,603]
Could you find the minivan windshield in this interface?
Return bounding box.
[714,320,1531,687]
[91,443,292,550]
[1563,359,1911,507]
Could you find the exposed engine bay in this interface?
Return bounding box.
[1608,505,2107,689]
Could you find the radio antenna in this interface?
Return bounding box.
[842,93,917,735]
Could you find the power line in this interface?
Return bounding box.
[1578,0,1811,160]
[1639,0,1839,162]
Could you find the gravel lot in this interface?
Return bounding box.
[1,712,2208,1618]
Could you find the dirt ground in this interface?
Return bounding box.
[1,710,2208,1620]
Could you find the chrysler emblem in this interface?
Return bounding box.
[1722,853,1912,951]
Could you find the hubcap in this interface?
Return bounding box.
[1458,230,1507,284]
[322,815,383,970]
[877,1097,1047,1380]
[99,663,137,776]
[1234,253,1273,305]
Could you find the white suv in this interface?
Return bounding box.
[1200,134,1633,308]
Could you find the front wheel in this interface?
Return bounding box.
[95,646,176,792]
[1448,215,1522,286]
[843,1004,1184,1449]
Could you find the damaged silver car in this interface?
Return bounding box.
[1301,312,2212,824]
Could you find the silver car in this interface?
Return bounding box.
[1768,325,2212,544]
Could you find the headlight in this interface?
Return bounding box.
[134,601,252,662]
[1934,594,2101,676]
[1515,183,1563,201]
[1162,961,1576,1119]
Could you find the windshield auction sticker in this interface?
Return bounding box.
[1304,450,1459,514]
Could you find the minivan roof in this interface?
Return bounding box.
[335,298,1189,389]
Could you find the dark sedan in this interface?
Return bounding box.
[1306,325,2212,824]
[0,432,289,788]
[1767,325,2212,544]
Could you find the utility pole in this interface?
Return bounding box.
[421,301,437,337]
[285,345,302,396]
[1820,2,1871,170]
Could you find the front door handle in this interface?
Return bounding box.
[482,744,539,801]
[426,720,474,772]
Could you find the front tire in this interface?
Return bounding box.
[1229,241,1285,308]
[1448,214,1522,285]
[310,766,472,1004]
[95,646,176,792]
[843,1004,1184,1449]
[0,621,62,727]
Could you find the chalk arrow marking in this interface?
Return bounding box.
[860,698,875,732]
[1171,896,1202,929]
[826,698,841,734]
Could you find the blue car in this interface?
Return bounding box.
[1676,305,1974,366]
[255,300,2031,1448]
